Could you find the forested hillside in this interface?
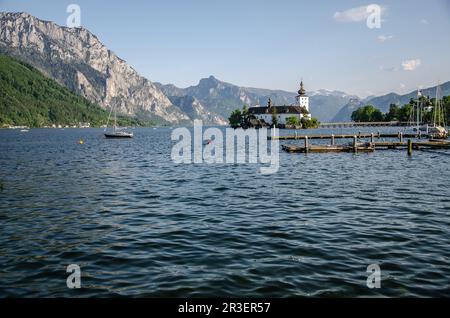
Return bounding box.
[0,55,142,127]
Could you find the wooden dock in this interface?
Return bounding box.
[270,132,429,141]
[282,139,450,154]
[274,128,450,155]
[282,143,375,153]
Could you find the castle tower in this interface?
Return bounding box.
[296,80,309,112]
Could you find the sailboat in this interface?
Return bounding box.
[104,104,133,138]
[410,89,426,133]
[427,84,448,139]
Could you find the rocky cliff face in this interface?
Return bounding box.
[166,95,227,125]
[157,76,357,122]
[157,76,296,121]
[0,12,191,124]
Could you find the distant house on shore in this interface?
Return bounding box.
[248,81,311,126]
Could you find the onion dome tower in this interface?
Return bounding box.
[295,80,309,112]
[297,81,306,97]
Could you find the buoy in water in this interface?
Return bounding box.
[78,139,84,144]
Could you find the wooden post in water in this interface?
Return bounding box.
[331,134,335,145]
[370,133,374,143]
[378,131,381,139]
[399,132,403,142]
[353,135,357,153]
[304,136,309,153]
[418,131,422,139]
[408,139,413,156]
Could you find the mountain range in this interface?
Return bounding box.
[0,12,190,125]
[333,81,450,122]
[0,11,449,126]
[155,77,357,122]
[0,12,357,124]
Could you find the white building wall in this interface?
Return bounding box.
[298,96,309,111]
[255,113,308,125]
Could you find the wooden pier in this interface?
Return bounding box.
[270,132,429,141]
[281,135,450,155]
[282,143,375,153]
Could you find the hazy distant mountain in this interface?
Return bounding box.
[332,81,450,122]
[157,76,356,122]
[309,92,358,122]
[0,12,215,124]
[366,81,450,113]
[331,98,365,122]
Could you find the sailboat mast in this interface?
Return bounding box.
[434,84,443,127]
[416,89,420,129]
[434,86,437,126]
[438,85,443,127]
[416,100,419,129]
[114,104,117,131]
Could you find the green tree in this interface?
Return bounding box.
[397,103,413,122]
[301,117,320,129]
[286,116,300,126]
[228,108,242,128]
[351,105,385,122]
[271,106,278,127]
[443,96,450,124]
[385,104,399,121]
[241,105,251,128]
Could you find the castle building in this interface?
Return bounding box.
[248,81,311,126]
[296,80,309,111]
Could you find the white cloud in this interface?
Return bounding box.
[334,4,386,23]
[402,59,421,71]
[377,35,394,42]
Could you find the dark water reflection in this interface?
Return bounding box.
[0,127,449,297]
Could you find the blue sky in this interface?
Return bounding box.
[1,0,450,97]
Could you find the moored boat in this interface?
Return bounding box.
[104,104,134,138]
[104,130,133,138]
[429,84,448,139]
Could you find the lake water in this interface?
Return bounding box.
[0,127,449,297]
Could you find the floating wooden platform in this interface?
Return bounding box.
[282,143,375,153]
[373,140,450,149]
[282,139,450,154]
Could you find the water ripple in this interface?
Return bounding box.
[0,127,449,297]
